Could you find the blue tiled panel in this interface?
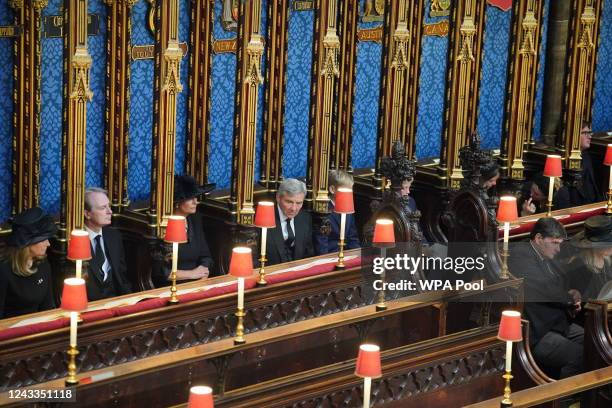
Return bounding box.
[351,0,382,170]
[40,0,64,215]
[592,0,612,131]
[416,0,448,159]
[175,0,191,175]
[532,0,550,141]
[477,6,511,150]
[0,0,13,222]
[86,0,107,189]
[128,1,154,201]
[208,0,237,189]
[282,5,314,179]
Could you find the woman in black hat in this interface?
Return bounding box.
[152,175,214,287]
[0,207,57,318]
[566,215,612,300]
[520,173,571,216]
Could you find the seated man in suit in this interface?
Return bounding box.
[265,179,314,266]
[520,174,571,216]
[314,170,360,255]
[570,123,604,206]
[508,218,583,378]
[84,187,133,301]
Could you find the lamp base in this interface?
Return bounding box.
[233,337,246,345]
[167,297,179,305]
[334,264,346,271]
[376,303,387,312]
[500,400,513,407]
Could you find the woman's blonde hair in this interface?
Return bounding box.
[3,246,37,277]
[573,248,611,274]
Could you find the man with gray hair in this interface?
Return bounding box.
[83,187,133,301]
[265,178,314,265]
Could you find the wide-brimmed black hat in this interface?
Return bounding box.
[8,207,57,249]
[174,175,215,203]
[571,215,612,248]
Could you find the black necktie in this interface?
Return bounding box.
[93,235,106,280]
[285,218,295,248]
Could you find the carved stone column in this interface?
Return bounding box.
[502,0,545,183]
[307,0,340,213]
[150,0,183,236]
[186,0,214,186]
[375,0,424,184]
[11,0,47,214]
[560,0,603,172]
[230,0,264,225]
[261,0,289,192]
[62,0,93,237]
[331,0,359,172]
[104,0,136,213]
[439,0,487,189]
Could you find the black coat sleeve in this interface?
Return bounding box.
[38,262,56,311]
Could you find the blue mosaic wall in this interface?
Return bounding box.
[39,0,64,215]
[128,1,155,202]
[86,0,108,190]
[282,3,314,179]
[0,0,13,222]
[351,0,381,170]
[592,0,612,131]
[208,0,237,189]
[477,5,512,150]
[415,0,448,159]
[532,0,550,141]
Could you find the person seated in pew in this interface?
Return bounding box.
[520,174,571,216]
[84,188,133,301]
[566,215,612,300]
[265,178,314,266]
[314,170,360,255]
[152,175,214,287]
[508,218,584,378]
[570,123,605,206]
[0,207,57,318]
[480,162,500,193]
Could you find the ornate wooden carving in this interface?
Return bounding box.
[186,0,214,185]
[11,0,46,214]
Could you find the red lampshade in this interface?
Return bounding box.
[543,155,562,177]
[355,344,382,378]
[67,229,91,261]
[604,144,612,166]
[188,386,214,408]
[229,247,253,278]
[334,188,355,214]
[372,219,395,247]
[164,215,187,243]
[497,196,518,223]
[498,310,522,342]
[254,201,276,228]
[61,278,88,312]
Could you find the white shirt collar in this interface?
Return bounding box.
[85,225,102,241]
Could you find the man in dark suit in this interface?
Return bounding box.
[570,124,603,206]
[508,217,583,378]
[83,187,133,301]
[265,179,314,266]
[314,170,360,255]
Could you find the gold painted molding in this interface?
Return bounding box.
[231,0,264,225]
[439,0,487,189]
[502,0,544,180]
[104,0,133,212]
[12,1,45,214]
[62,0,93,237]
[307,0,340,213]
[375,0,424,183]
[561,0,603,170]
[150,0,183,236]
[186,0,214,185]
[261,0,289,191]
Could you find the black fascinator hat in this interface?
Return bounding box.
[174,175,215,203]
[8,207,57,249]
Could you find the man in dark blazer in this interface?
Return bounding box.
[265,179,314,266]
[508,217,583,378]
[83,187,133,301]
